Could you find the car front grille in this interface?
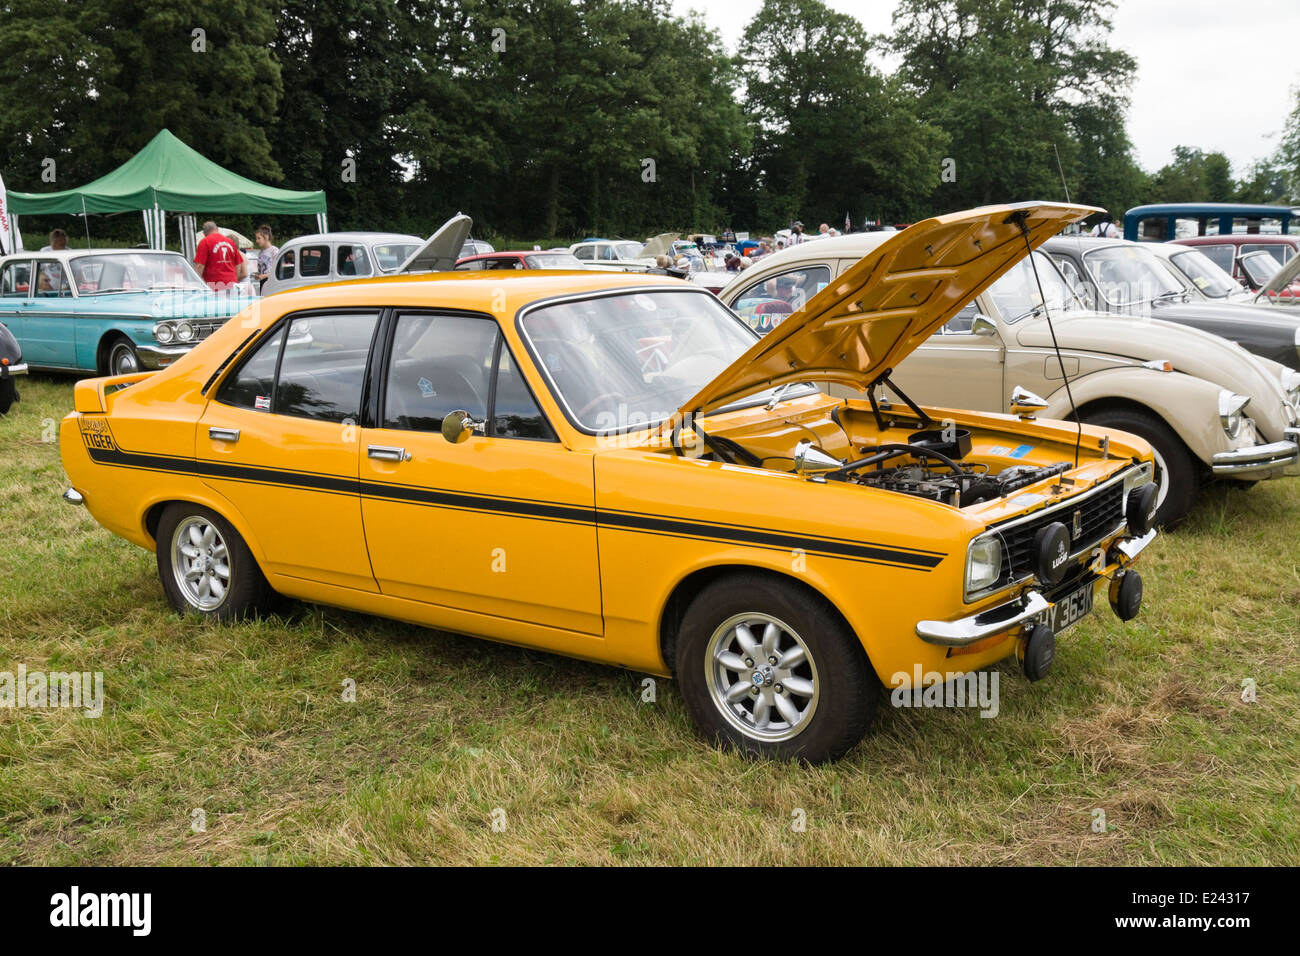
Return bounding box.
[990,480,1126,588]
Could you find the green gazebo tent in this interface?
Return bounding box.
[5,129,327,255]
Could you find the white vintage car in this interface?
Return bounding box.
[718,230,1300,525]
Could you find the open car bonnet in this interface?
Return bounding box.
[1259,248,1300,297]
[639,233,680,259]
[677,201,1099,417]
[396,213,473,273]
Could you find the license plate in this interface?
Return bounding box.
[1046,581,1094,632]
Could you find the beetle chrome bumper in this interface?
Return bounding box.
[916,529,1158,647]
[1211,428,1300,476]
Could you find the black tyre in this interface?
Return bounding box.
[104,336,142,375]
[675,573,878,762]
[0,377,16,415]
[155,503,272,621]
[1083,406,1199,527]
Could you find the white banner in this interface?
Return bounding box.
[0,172,12,255]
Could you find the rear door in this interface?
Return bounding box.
[23,260,78,366]
[197,309,382,591]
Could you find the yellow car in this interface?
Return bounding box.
[60,202,1157,762]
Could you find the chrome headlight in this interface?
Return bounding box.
[153,322,174,344]
[965,536,1003,600]
[1123,460,1155,493]
[174,321,195,343]
[1218,390,1250,439]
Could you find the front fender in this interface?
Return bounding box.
[1041,367,1229,465]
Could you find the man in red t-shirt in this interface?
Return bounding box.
[194,221,247,292]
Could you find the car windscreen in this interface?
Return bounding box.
[69,253,206,294]
[614,242,642,260]
[373,243,420,272]
[1168,249,1239,299]
[521,289,772,433]
[986,252,1079,323]
[525,253,584,270]
[1081,245,1184,307]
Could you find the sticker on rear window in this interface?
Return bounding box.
[418,376,435,398]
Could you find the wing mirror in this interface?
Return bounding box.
[970,313,998,337]
[1009,385,1050,420]
[793,440,842,476]
[441,409,484,444]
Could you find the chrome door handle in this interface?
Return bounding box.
[368,444,411,462]
[208,427,241,443]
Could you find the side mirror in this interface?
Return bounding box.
[970,313,998,337]
[441,409,484,444]
[1009,385,1050,419]
[792,440,842,476]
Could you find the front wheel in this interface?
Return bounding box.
[106,337,142,376]
[156,504,272,621]
[675,573,878,762]
[1083,406,1199,527]
[0,377,16,415]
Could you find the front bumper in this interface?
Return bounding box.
[1,361,28,378]
[136,343,196,370]
[1211,427,1300,476]
[915,528,1157,647]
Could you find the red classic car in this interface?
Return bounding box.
[455,250,585,271]
[1172,235,1300,302]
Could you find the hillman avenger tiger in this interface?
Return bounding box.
[60,202,1158,761]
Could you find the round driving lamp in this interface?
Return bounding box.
[1032,521,1071,586]
[175,321,195,343]
[1125,484,1158,536]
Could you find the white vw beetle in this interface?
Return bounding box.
[719,229,1300,525]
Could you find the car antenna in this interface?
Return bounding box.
[1051,144,1071,202]
[1007,209,1081,468]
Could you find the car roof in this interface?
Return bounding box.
[1174,235,1299,246]
[1,248,186,261]
[281,232,422,247]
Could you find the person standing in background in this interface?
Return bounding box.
[253,225,278,292]
[194,221,246,292]
[1089,213,1120,238]
[41,228,67,251]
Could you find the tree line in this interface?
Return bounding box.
[2,0,1298,245]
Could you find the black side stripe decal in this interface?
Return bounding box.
[82,443,944,570]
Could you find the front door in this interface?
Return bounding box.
[892,302,1006,411]
[22,260,77,367]
[359,310,603,635]
[197,309,382,591]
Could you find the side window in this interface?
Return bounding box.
[276,250,296,280]
[1242,244,1286,265]
[573,246,593,261]
[275,312,380,422]
[384,314,498,432]
[730,265,830,334]
[455,260,483,271]
[35,262,71,297]
[598,245,618,261]
[492,344,555,440]
[937,303,978,335]
[336,244,372,276]
[1200,245,1234,273]
[217,326,286,411]
[1,261,31,296]
[298,245,330,278]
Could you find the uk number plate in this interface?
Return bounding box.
[1047,581,1094,632]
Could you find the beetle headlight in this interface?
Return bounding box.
[965,536,1003,600]
[153,322,174,344]
[1218,390,1249,439]
[175,321,195,343]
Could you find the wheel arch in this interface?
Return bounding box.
[657,564,859,678]
[142,492,270,573]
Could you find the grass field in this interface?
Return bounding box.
[2,375,1298,865]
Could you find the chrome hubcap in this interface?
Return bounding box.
[112,345,139,374]
[705,612,819,742]
[171,517,231,611]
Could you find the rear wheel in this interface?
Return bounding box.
[1083,406,1199,527]
[105,337,142,375]
[156,504,272,621]
[675,573,878,762]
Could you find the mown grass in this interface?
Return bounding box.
[1,375,1297,865]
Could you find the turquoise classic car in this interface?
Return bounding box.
[0,249,253,375]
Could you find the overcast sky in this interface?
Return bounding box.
[672,0,1300,176]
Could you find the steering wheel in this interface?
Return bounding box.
[576,391,623,420]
